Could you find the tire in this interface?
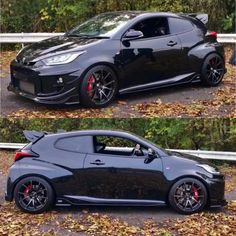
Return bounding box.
[201,53,225,86]
[14,176,54,214]
[168,178,207,214]
[80,65,118,108]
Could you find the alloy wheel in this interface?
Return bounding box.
[86,69,116,105]
[205,55,224,85]
[173,181,205,212]
[17,179,48,211]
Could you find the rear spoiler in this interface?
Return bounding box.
[23,130,47,143]
[181,13,208,25]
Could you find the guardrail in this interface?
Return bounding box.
[0,143,25,149]
[0,33,63,43]
[0,33,235,43]
[0,143,235,161]
[167,149,236,161]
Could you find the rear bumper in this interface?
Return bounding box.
[5,192,13,202]
[8,60,81,105]
[5,177,14,202]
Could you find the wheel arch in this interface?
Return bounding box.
[166,175,210,206]
[12,174,57,201]
[201,51,225,67]
[78,61,120,89]
[188,45,225,73]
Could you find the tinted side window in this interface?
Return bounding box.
[55,135,91,153]
[95,136,135,148]
[169,17,193,34]
[131,17,170,38]
[93,135,148,157]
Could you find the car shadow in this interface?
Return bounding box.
[54,204,224,215]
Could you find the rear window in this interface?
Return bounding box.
[55,135,91,153]
[169,17,193,34]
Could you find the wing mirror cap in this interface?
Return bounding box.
[122,30,143,41]
[144,148,158,164]
[148,148,157,157]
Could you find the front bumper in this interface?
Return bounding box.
[206,175,227,207]
[8,60,81,105]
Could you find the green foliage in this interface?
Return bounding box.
[0,0,235,33]
[222,13,236,33]
[0,118,235,151]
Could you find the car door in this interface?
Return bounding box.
[118,17,182,90]
[83,135,166,201]
[168,17,198,73]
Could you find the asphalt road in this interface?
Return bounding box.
[0,73,223,117]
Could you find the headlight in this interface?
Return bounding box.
[42,51,85,66]
[197,164,220,174]
[16,47,25,57]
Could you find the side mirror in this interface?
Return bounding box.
[122,30,143,42]
[145,148,157,164]
[148,148,156,157]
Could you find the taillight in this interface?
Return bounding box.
[206,31,217,39]
[14,151,35,162]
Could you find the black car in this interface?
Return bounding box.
[8,11,226,107]
[5,130,227,214]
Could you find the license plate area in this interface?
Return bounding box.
[19,80,35,94]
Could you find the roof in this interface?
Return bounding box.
[48,129,137,139]
[101,10,181,18]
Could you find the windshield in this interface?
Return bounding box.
[67,12,139,37]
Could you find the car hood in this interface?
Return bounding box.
[17,35,103,62]
[169,151,213,166]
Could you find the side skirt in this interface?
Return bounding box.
[56,196,166,207]
[119,72,200,94]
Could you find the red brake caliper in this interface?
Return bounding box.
[23,184,32,198]
[192,186,199,201]
[87,75,95,92]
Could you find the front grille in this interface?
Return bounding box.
[19,80,35,94]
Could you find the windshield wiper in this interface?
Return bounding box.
[66,33,84,37]
[86,36,110,39]
[66,33,109,39]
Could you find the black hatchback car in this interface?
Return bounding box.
[8,11,226,107]
[5,130,227,214]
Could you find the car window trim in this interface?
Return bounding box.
[168,16,195,35]
[88,151,148,159]
[91,134,149,157]
[121,16,172,41]
[54,134,93,154]
[121,16,194,41]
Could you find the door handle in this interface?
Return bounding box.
[167,41,177,47]
[90,159,105,165]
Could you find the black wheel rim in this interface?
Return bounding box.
[174,181,205,212]
[86,69,116,105]
[205,56,224,84]
[17,180,48,211]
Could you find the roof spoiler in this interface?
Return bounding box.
[183,13,208,25]
[23,130,47,143]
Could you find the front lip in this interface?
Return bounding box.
[8,83,79,105]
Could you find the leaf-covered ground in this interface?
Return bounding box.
[1,201,235,236]
[1,47,235,118]
[0,150,236,235]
